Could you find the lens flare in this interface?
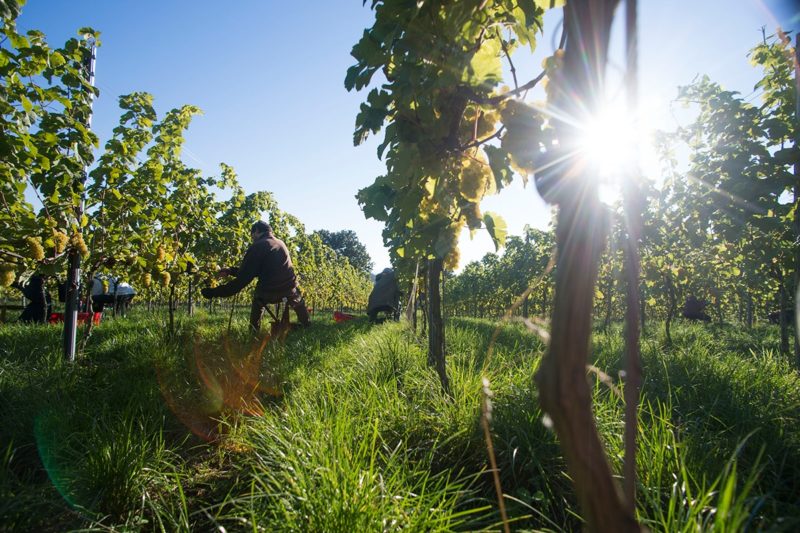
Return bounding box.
[571,97,660,206]
[578,104,638,178]
[154,329,284,442]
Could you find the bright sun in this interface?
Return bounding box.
[575,99,659,205]
[579,104,638,176]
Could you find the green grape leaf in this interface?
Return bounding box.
[465,38,501,85]
[49,51,65,68]
[483,211,507,251]
[21,95,32,114]
[484,145,515,190]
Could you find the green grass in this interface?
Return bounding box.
[1,310,798,531]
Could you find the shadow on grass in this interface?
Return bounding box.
[642,346,800,517]
[445,318,800,529]
[362,318,576,530]
[447,316,546,371]
[0,313,376,530]
[594,320,800,525]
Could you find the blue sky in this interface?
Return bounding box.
[15,0,799,272]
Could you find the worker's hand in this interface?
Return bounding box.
[200,287,214,299]
[215,267,233,279]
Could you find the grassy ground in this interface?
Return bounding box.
[1,310,798,531]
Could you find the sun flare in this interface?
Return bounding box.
[579,104,638,177]
[574,99,660,205]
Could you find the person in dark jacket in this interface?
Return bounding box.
[200,221,310,333]
[12,274,52,323]
[367,268,401,323]
[682,294,710,322]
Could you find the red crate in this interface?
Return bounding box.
[333,311,355,323]
[48,312,102,325]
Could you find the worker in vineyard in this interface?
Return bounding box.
[367,267,401,323]
[200,221,310,333]
[682,294,711,322]
[12,273,52,323]
[90,275,136,316]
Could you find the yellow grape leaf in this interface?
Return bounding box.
[423,177,436,198]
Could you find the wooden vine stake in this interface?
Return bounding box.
[622,0,644,515]
[533,0,641,530]
[427,257,450,394]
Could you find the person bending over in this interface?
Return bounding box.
[201,221,310,333]
[13,274,52,323]
[367,268,401,323]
